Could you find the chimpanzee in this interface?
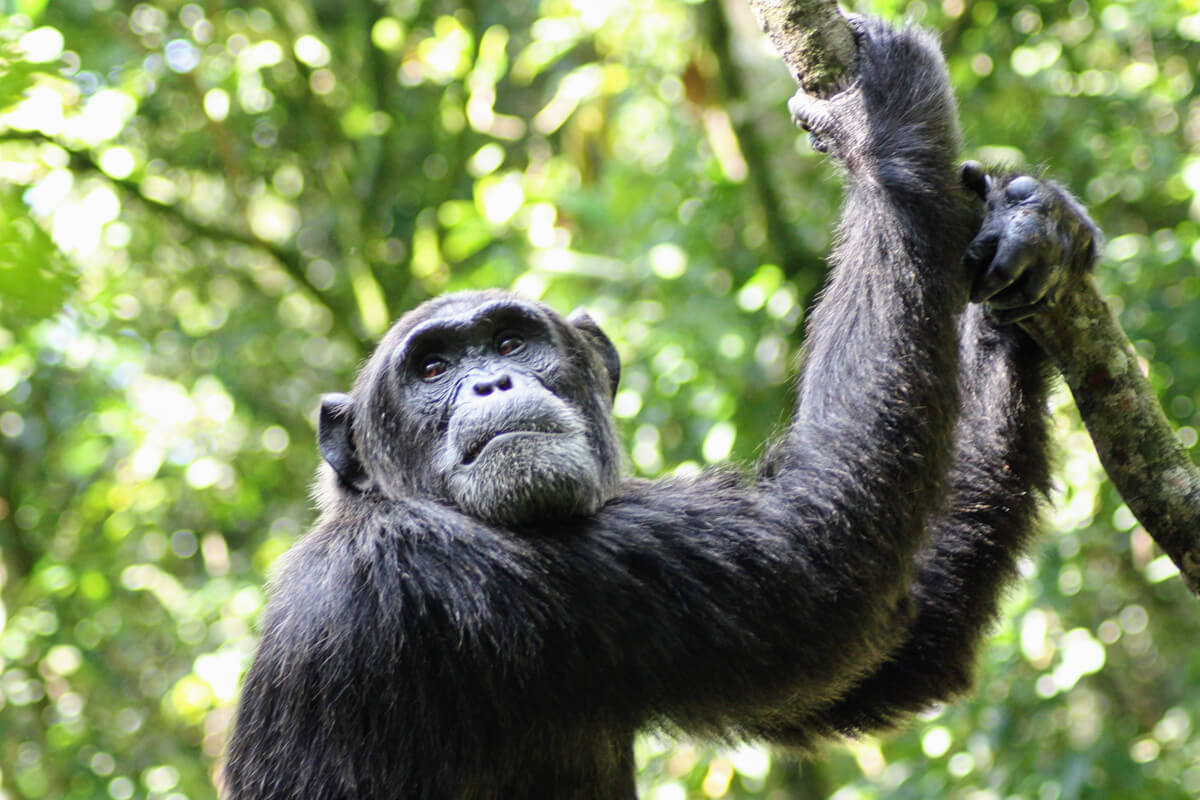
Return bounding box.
[223,15,1100,800]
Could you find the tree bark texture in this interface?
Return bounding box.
[1022,281,1200,595]
[746,0,857,98]
[744,0,1200,596]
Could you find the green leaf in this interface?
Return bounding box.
[0,44,56,111]
[0,188,76,326]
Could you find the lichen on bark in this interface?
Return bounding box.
[1023,280,1200,596]
[747,0,857,99]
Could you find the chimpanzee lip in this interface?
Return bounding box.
[460,429,567,466]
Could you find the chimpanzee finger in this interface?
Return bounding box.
[788,91,834,138]
[960,161,990,201]
[988,297,1048,324]
[970,234,1039,303]
[1003,175,1041,205]
[964,231,999,275]
[985,261,1052,312]
[788,91,835,153]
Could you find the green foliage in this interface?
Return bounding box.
[0,44,54,110]
[0,187,76,327]
[0,1,1198,798]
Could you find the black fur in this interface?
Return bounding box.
[224,18,1097,799]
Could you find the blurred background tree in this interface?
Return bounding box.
[1,0,1198,798]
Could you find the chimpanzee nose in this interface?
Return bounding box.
[472,373,513,396]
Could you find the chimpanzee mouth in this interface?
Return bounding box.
[460,430,567,466]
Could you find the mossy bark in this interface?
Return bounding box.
[1023,280,1200,596]
[746,0,857,99]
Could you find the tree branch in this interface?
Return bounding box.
[745,0,856,98]
[743,0,1200,596]
[1022,282,1200,595]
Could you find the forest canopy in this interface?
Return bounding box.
[1,1,1199,798]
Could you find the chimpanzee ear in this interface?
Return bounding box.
[318,393,366,490]
[567,308,621,400]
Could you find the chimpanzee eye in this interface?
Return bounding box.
[496,333,525,356]
[420,356,450,381]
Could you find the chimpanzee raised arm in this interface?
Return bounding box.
[783,169,1103,742]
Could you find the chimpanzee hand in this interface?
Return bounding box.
[961,163,1102,324]
[787,16,961,174]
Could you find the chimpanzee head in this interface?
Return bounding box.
[317,290,623,527]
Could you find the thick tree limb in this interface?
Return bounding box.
[1023,282,1200,595]
[744,0,1200,595]
[746,0,857,98]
